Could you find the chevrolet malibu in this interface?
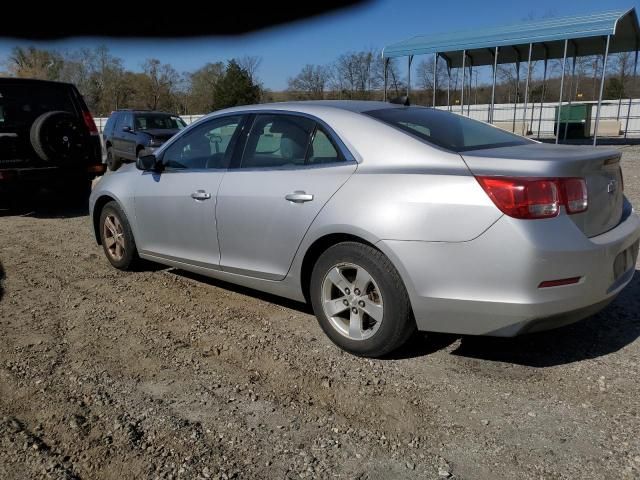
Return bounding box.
[89,101,640,357]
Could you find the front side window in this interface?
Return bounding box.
[241,114,315,168]
[365,107,533,152]
[122,113,133,130]
[163,116,241,170]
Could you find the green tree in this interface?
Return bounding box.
[213,60,261,110]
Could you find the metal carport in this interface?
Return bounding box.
[382,8,640,145]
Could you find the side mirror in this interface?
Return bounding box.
[122,126,133,133]
[136,154,160,171]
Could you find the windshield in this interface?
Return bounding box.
[365,107,533,152]
[134,114,186,131]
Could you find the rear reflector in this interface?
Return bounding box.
[87,164,106,174]
[476,176,588,219]
[0,171,14,181]
[538,277,581,288]
[82,111,99,136]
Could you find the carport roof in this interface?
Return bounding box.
[382,8,640,67]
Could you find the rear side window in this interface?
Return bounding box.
[0,83,76,128]
[365,107,532,152]
[241,114,315,168]
[308,128,343,165]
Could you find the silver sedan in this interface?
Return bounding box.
[89,101,640,357]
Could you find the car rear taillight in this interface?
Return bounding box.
[82,110,99,136]
[561,178,588,214]
[476,176,588,219]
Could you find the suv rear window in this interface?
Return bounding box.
[134,114,186,131]
[0,84,76,128]
[365,107,532,152]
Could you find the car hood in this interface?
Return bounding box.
[141,128,181,140]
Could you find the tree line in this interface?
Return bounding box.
[2,46,262,116]
[1,45,636,117]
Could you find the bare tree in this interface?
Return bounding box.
[141,59,179,111]
[187,62,226,113]
[237,55,262,83]
[7,46,63,80]
[416,56,448,103]
[287,64,331,99]
[331,49,382,99]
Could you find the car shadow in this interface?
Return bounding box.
[448,270,640,367]
[170,269,314,314]
[171,267,640,367]
[383,331,459,360]
[0,190,89,219]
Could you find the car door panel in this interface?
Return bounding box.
[217,165,356,279]
[216,114,357,280]
[134,169,223,267]
[133,114,244,268]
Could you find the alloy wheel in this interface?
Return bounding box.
[103,214,125,261]
[321,262,384,340]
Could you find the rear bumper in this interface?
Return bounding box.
[0,166,105,193]
[379,202,640,336]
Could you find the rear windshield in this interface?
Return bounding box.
[134,114,186,131]
[0,83,76,128]
[365,107,532,152]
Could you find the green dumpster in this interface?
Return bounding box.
[554,103,593,139]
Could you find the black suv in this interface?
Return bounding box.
[0,78,104,203]
[102,110,186,171]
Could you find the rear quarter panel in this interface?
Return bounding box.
[285,114,503,287]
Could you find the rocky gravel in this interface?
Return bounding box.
[1,145,640,479]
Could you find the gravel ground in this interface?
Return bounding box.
[1,146,640,480]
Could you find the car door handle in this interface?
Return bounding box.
[191,190,211,200]
[285,191,314,203]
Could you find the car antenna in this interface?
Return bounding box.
[389,95,410,106]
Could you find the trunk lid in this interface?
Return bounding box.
[461,143,624,237]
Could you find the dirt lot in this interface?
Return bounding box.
[1,147,640,480]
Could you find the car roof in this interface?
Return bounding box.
[113,110,176,114]
[213,100,404,116]
[0,77,76,88]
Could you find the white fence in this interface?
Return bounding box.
[93,99,640,138]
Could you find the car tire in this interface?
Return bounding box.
[310,241,416,357]
[30,111,86,162]
[106,147,123,171]
[99,201,140,270]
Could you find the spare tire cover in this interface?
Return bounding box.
[30,111,88,162]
